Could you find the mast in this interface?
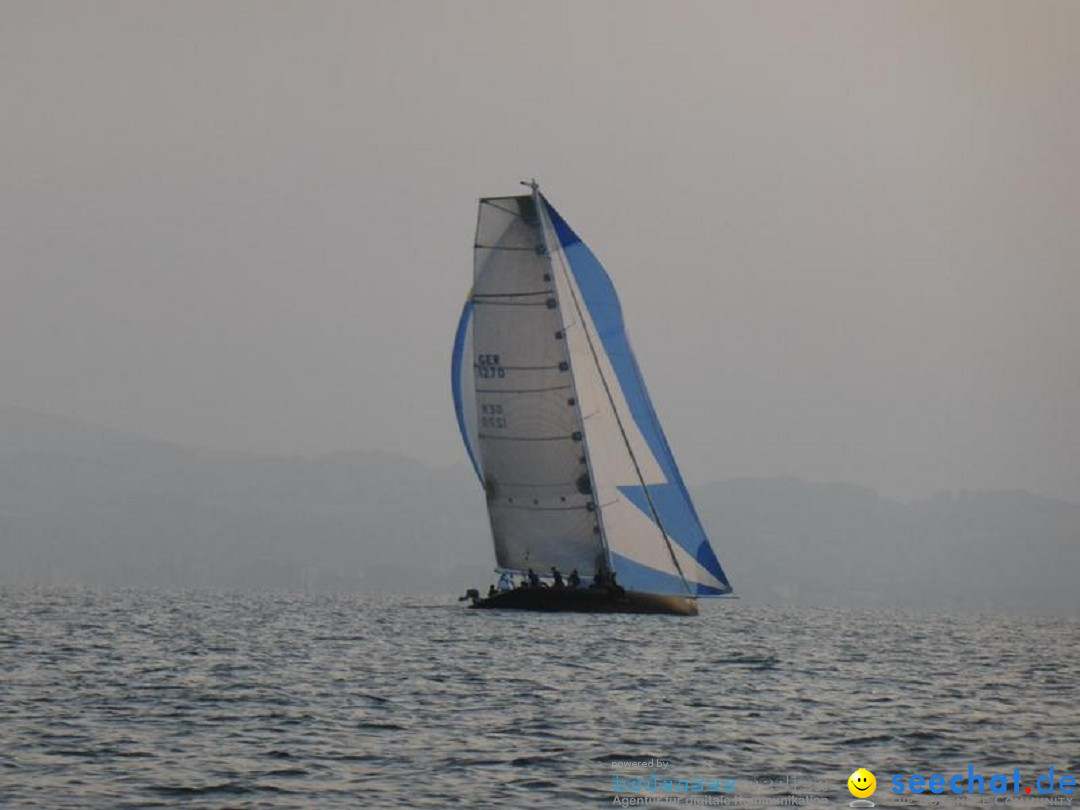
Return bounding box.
[528,179,615,576]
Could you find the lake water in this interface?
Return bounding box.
[1,586,1077,808]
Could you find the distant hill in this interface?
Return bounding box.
[1,407,1076,614]
[696,477,1080,614]
[0,407,491,592]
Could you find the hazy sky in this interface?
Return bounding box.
[3,1,1077,503]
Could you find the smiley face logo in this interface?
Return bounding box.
[848,768,876,798]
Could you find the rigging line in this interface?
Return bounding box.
[476,384,572,394]
[474,244,544,252]
[543,201,693,597]
[479,199,524,218]
[477,433,577,442]
[496,480,587,489]
[495,503,594,513]
[471,289,553,298]
[495,363,563,370]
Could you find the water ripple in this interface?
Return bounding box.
[0,586,1076,807]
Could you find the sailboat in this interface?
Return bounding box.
[451,182,732,616]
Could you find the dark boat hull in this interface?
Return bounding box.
[469,588,698,616]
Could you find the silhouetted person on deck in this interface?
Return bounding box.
[567,569,581,589]
[551,567,564,588]
[589,569,623,598]
[527,568,541,588]
[609,571,625,598]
